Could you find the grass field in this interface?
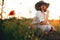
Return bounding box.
[0,17,60,40]
[49,20,60,32]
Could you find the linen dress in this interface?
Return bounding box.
[33,11,51,32]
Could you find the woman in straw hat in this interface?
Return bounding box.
[33,1,56,34]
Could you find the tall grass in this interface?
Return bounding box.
[0,17,60,40]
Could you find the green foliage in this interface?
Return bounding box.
[1,17,60,40]
[1,17,46,40]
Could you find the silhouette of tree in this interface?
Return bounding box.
[29,9,32,18]
[0,0,4,19]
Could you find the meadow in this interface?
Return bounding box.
[0,17,60,40]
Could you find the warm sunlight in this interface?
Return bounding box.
[2,0,60,20]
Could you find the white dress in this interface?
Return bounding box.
[33,11,51,32]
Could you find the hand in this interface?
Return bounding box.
[46,10,49,17]
[45,10,49,21]
[46,10,49,14]
[40,21,47,25]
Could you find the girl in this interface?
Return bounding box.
[33,1,56,34]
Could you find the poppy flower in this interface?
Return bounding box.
[9,10,15,16]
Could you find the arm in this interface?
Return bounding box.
[40,10,49,25]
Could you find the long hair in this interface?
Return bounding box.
[35,1,42,11]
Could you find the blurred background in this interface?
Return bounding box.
[0,0,60,20]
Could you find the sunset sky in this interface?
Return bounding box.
[0,0,60,20]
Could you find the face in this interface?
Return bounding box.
[40,4,47,11]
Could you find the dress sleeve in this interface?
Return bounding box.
[36,11,45,22]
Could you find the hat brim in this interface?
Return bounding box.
[44,3,49,8]
[35,1,49,11]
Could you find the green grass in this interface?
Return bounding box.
[0,17,60,40]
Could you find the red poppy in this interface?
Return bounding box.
[9,10,15,16]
